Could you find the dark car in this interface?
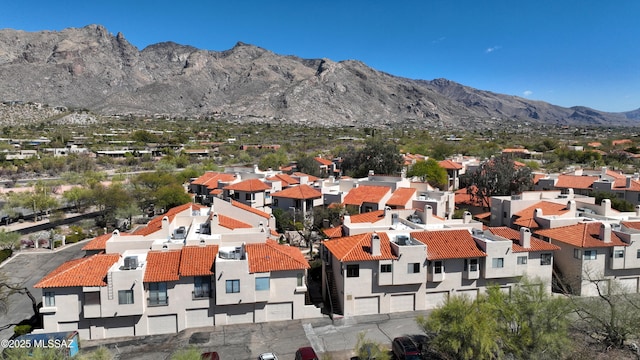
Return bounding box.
[295,346,319,360]
[392,337,421,360]
[201,352,220,360]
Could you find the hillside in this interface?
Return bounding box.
[0,24,636,128]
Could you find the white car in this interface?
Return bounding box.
[258,353,278,360]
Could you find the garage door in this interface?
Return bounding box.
[390,294,415,313]
[226,304,255,325]
[425,291,449,309]
[618,277,639,293]
[105,316,136,338]
[457,289,478,301]
[148,314,177,335]
[266,302,293,321]
[186,308,213,328]
[354,296,379,315]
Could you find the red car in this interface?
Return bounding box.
[295,347,319,360]
[201,352,220,360]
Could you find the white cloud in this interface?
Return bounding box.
[485,46,501,53]
[432,36,446,44]
[523,90,533,97]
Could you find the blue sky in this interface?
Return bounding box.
[2,0,639,112]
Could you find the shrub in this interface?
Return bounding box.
[0,248,12,262]
[13,324,32,336]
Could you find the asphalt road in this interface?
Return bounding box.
[0,241,86,341]
[82,311,429,360]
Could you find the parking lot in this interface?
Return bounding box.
[82,310,429,359]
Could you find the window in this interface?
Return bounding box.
[297,273,304,287]
[613,250,624,258]
[193,276,211,298]
[118,290,134,305]
[226,279,240,293]
[583,250,597,260]
[574,249,581,259]
[637,249,640,259]
[540,253,552,266]
[408,263,421,273]
[233,192,239,200]
[148,282,168,306]
[380,264,392,273]
[84,292,100,306]
[434,261,443,274]
[273,199,279,207]
[44,291,55,307]
[492,258,504,268]
[469,258,478,272]
[517,256,528,265]
[346,264,359,278]
[255,277,270,291]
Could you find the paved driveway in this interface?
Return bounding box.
[81,311,429,360]
[0,242,86,341]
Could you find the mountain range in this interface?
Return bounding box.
[0,24,637,128]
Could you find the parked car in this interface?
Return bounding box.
[201,352,220,360]
[392,337,421,360]
[295,346,319,360]
[258,353,278,360]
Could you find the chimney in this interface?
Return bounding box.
[519,227,531,248]
[463,211,472,224]
[601,166,608,177]
[600,223,611,243]
[601,198,611,214]
[370,232,381,256]
[424,205,433,224]
[533,208,543,219]
[161,216,170,230]
[567,200,577,214]
[635,205,640,217]
[627,176,632,189]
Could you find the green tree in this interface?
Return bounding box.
[460,156,533,209]
[0,229,20,250]
[62,186,94,212]
[418,294,500,360]
[354,331,391,360]
[340,140,403,177]
[295,155,321,177]
[155,184,192,210]
[407,159,448,189]
[170,346,202,360]
[258,151,288,171]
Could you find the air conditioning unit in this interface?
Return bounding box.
[123,256,138,270]
[173,226,186,240]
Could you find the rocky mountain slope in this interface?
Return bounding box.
[0,24,636,128]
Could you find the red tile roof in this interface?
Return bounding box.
[322,226,344,238]
[455,186,487,207]
[246,240,310,273]
[386,187,416,207]
[35,254,120,288]
[411,230,487,260]
[267,174,300,187]
[218,214,253,229]
[314,157,333,166]
[270,184,322,200]
[621,221,640,230]
[438,159,463,170]
[224,178,271,192]
[349,210,386,224]
[487,227,561,252]
[555,175,597,189]
[133,203,205,236]
[231,200,271,219]
[323,232,397,262]
[535,222,627,248]
[144,250,181,282]
[512,201,571,229]
[82,233,112,251]
[179,245,219,277]
[343,185,391,206]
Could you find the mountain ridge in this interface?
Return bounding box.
[0,24,636,128]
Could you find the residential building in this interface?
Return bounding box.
[35,202,318,339]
